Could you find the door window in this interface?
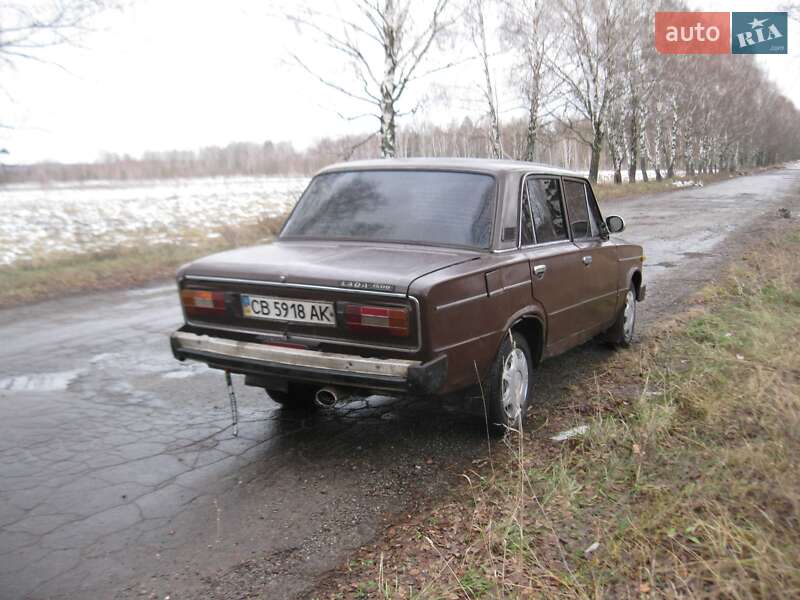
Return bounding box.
[521,184,535,246]
[526,177,569,243]
[563,180,592,240]
[585,184,606,238]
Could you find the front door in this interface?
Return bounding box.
[562,178,618,331]
[521,176,588,350]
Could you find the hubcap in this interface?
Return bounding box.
[623,289,636,341]
[501,347,529,423]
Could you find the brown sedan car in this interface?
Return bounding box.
[170,158,645,431]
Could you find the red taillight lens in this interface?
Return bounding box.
[180,289,225,316]
[344,304,410,337]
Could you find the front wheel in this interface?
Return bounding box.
[607,284,637,348]
[483,331,533,435]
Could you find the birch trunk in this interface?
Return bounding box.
[473,0,502,158]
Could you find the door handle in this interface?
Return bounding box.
[533,264,547,279]
[582,255,593,266]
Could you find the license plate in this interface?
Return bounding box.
[240,294,336,326]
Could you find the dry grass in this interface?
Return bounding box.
[316,224,800,599]
[593,172,736,203]
[0,215,286,308]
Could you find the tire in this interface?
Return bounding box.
[482,331,534,435]
[607,284,637,348]
[265,383,318,410]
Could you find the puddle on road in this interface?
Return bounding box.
[125,285,175,297]
[90,349,188,379]
[0,369,85,392]
[681,251,717,259]
[89,352,121,364]
[162,362,209,379]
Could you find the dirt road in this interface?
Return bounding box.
[1,164,798,600]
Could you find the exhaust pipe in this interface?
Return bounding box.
[315,386,342,408]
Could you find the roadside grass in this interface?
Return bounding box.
[0,215,285,308]
[317,223,800,599]
[593,172,735,203]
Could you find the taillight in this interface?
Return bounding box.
[180,289,225,316]
[344,304,410,337]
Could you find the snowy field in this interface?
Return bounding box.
[0,169,693,267]
[0,176,309,267]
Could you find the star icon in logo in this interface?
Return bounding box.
[748,17,768,29]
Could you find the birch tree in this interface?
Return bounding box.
[551,0,624,182]
[500,0,554,161]
[624,75,641,182]
[605,91,626,183]
[285,0,452,158]
[467,0,502,158]
[651,99,663,180]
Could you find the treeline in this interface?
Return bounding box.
[0,119,600,184]
[3,0,799,185]
[281,0,800,182]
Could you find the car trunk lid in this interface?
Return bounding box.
[179,240,479,352]
[181,240,479,293]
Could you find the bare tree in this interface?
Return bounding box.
[7,0,800,181]
[500,0,554,161]
[285,0,452,158]
[779,2,800,19]
[551,0,624,182]
[0,0,122,142]
[604,75,626,183]
[0,1,119,68]
[467,0,502,158]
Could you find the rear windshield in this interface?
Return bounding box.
[280,170,496,248]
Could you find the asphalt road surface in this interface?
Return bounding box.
[1,164,798,600]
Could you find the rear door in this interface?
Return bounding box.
[562,178,618,330]
[520,175,587,348]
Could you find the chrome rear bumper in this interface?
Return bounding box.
[170,330,447,394]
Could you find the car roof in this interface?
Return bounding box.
[316,157,584,178]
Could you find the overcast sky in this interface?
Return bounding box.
[1,0,797,165]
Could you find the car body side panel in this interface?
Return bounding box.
[615,244,645,300]
[523,242,588,347]
[571,238,620,330]
[411,255,537,392]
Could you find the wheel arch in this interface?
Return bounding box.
[509,313,545,367]
[623,265,644,301]
[631,269,642,296]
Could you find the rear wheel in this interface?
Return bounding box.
[266,383,317,410]
[483,331,533,435]
[607,284,637,348]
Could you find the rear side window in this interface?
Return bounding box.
[521,184,535,246]
[563,180,591,240]
[526,177,568,243]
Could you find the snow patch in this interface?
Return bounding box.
[551,425,589,442]
[0,175,308,266]
[595,169,686,183]
[672,180,703,188]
